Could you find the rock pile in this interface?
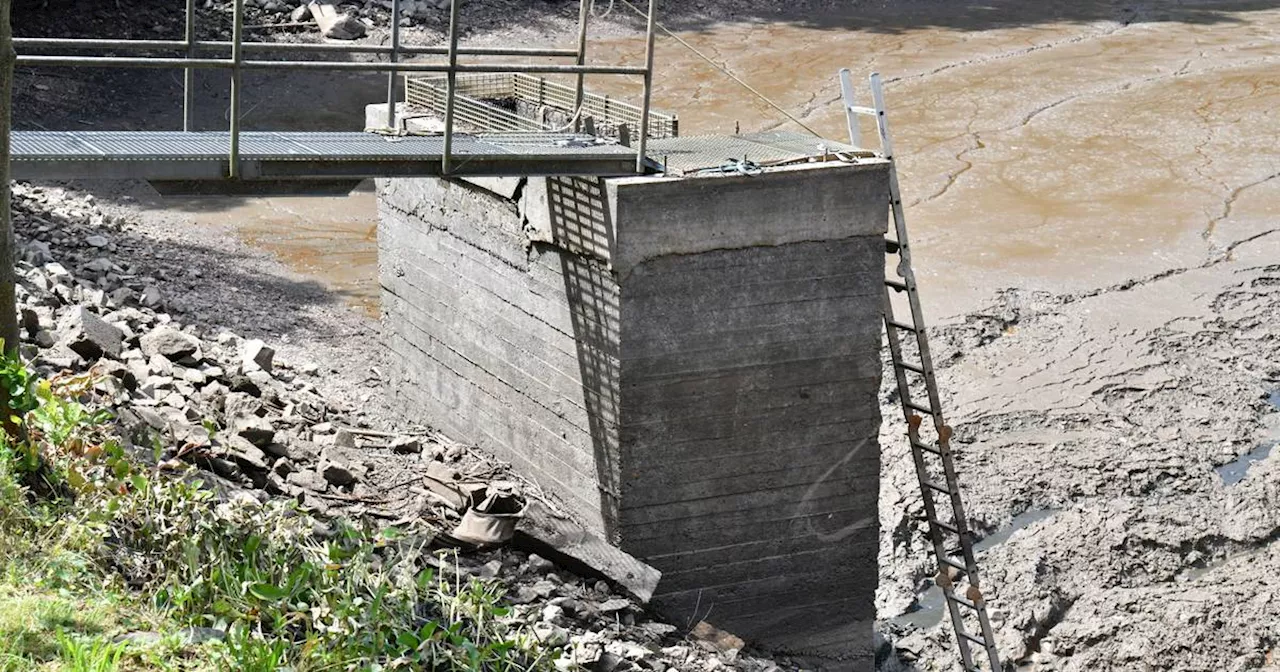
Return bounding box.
[9,183,409,513]
[450,548,793,672]
[7,182,811,671]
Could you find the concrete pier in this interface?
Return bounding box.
[378,156,891,664]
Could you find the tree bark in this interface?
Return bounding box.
[0,0,18,356]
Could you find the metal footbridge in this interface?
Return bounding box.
[11,0,660,182]
[9,131,641,181]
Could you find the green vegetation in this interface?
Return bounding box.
[0,356,563,671]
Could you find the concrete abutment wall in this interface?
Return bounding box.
[377,160,891,665]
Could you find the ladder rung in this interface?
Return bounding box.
[847,104,877,116]
[947,593,982,611]
[939,556,968,574]
[934,519,961,536]
[885,278,909,292]
[912,439,944,456]
[886,319,918,333]
[896,360,925,374]
[923,479,953,496]
[958,630,990,648]
[905,400,935,415]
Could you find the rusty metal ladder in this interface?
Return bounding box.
[840,69,1003,672]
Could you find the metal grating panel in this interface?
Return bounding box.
[649,131,866,174]
[405,73,678,139]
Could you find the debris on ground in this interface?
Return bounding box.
[6,181,809,672]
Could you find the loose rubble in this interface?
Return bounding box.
[7,182,807,672]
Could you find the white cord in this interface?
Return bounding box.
[590,0,615,19]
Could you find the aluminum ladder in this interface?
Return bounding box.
[840,69,1003,672]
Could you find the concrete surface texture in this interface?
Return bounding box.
[377,160,892,665]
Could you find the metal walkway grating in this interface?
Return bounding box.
[9,130,640,180]
[647,131,874,175]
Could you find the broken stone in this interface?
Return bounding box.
[290,3,311,21]
[85,234,109,248]
[34,329,56,348]
[334,427,356,449]
[598,598,631,614]
[60,306,123,360]
[20,307,40,335]
[390,436,422,454]
[140,285,162,308]
[226,437,269,472]
[263,442,291,460]
[689,622,744,656]
[245,370,273,391]
[228,374,261,397]
[287,469,327,491]
[271,458,296,476]
[147,354,174,377]
[140,326,202,362]
[231,413,276,447]
[322,12,367,39]
[322,462,357,487]
[242,339,275,373]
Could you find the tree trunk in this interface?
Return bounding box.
[0,0,18,356]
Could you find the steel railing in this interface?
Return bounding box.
[12,0,659,176]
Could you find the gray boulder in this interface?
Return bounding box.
[141,327,203,362]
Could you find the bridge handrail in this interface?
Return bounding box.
[12,0,659,177]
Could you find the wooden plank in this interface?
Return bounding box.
[514,501,661,603]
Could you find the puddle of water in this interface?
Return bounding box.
[164,183,380,317]
[893,509,1058,630]
[1214,388,1280,485]
[1215,442,1275,486]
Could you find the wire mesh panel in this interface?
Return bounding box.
[404,73,678,138]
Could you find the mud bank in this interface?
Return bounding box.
[878,227,1280,669]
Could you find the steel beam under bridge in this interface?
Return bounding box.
[9,131,644,181]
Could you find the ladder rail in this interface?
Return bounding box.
[870,71,986,588]
[844,68,1004,671]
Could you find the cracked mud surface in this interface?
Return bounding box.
[588,0,1280,319]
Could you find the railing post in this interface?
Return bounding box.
[441,0,460,175]
[635,0,656,173]
[183,0,195,131]
[573,0,589,132]
[386,0,401,130]
[228,0,243,178]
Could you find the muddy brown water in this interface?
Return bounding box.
[165,185,381,317]
[180,2,1280,320]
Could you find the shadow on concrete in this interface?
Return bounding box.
[546,176,625,538]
